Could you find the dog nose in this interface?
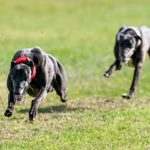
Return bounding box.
[14,91,21,95]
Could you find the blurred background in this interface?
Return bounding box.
[0,0,150,101]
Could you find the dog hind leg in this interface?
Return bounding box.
[52,62,67,103]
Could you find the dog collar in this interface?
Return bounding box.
[15,56,36,80]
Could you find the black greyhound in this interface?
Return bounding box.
[104,26,150,99]
[4,47,67,121]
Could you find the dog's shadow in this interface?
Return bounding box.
[18,103,91,114]
[18,99,126,114]
[18,105,67,114]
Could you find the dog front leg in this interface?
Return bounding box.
[29,88,47,121]
[4,91,16,117]
[104,60,121,78]
[122,63,142,99]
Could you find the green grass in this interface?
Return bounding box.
[0,0,150,149]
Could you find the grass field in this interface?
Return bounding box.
[0,0,150,149]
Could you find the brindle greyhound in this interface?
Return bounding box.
[104,26,150,99]
[4,47,67,121]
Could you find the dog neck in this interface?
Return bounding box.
[15,56,36,80]
[124,48,138,67]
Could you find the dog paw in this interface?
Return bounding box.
[29,109,37,121]
[47,86,54,93]
[60,96,67,103]
[4,109,13,117]
[104,72,110,78]
[29,117,35,122]
[121,93,132,99]
[29,115,35,122]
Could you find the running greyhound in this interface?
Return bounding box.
[104,26,150,99]
[4,47,67,121]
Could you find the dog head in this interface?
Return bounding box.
[116,27,142,63]
[10,59,35,102]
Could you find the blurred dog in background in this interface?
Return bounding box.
[104,26,150,99]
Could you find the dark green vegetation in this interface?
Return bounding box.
[0,0,150,149]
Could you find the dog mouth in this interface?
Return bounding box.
[121,48,135,64]
[14,86,28,103]
[14,95,24,103]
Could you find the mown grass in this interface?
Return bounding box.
[0,0,150,149]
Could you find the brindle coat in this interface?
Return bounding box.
[4,47,67,121]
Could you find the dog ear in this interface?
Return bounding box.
[118,26,126,32]
[117,26,126,41]
[11,61,17,67]
[135,36,142,46]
